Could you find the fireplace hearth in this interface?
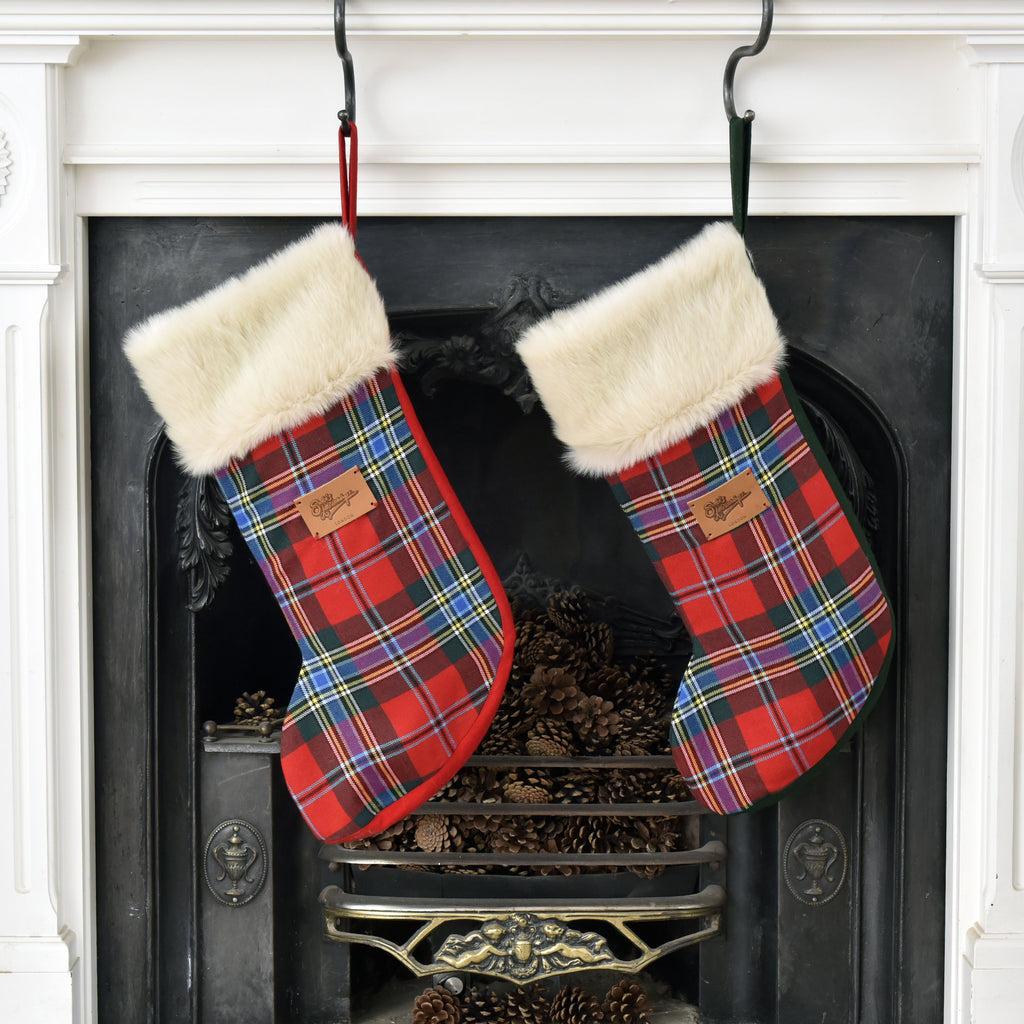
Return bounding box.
[90,214,952,1023]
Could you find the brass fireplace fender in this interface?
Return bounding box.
[319,874,726,983]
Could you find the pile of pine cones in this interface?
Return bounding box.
[411,979,653,1024]
[345,589,692,876]
[486,589,675,759]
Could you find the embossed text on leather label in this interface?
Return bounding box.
[294,466,377,540]
[688,467,770,540]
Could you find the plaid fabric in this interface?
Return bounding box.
[216,366,512,842]
[610,372,892,813]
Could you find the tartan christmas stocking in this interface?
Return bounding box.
[517,221,893,814]
[125,223,513,842]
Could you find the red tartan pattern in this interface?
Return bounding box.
[610,373,892,813]
[216,367,513,842]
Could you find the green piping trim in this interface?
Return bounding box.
[737,368,897,815]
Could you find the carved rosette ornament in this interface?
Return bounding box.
[783,819,848,907]
[203,820,268,907]
[435,913,615,980]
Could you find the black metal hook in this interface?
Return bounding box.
[335,0,356,132]
[723,0,773,122]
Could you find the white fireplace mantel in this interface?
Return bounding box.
[2,3,1023,1022]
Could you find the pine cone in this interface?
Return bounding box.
[617,817,678,854]
[463,812,503,841]
[524,718,577,757]
[504,782,552,804]
[503,768,552,805]
[607,768,686,805]
[443,766,505,805]
[233,689,279,723]
[523,667,584,721]
[461,986,506,1023]
[505,982,552,1024]
[574,695,621,752]
[446,820,470,852]
[613,707,668,756]
[478,692,537,754]
[534,838,582,877]
[552,770,608,805]
[550,984,605,1024]
[632,769,690,804]
[492,817,542,854]
[551,775,588,804]
[414,815,453,853]
[606,769,642,804]
[622,676,671,717]
[616,816,681,879]
[547,591,615,667]
[343,815,415,853]
[628,657,677,699]
[524,735,570,757]
[545,589,591,633]
[561,815,613,857]
[602,980,652,1024]
[512,614,548,657]
[583,620,616,668]
[412,985,462,1024]
[522,629,583,676]
[588,665,630,703]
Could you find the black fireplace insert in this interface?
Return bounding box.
[90,215,952,1023]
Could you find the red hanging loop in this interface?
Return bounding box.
[338,120,358,238]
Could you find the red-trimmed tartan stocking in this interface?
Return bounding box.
[517,222,893,814]
[125,224,513,841]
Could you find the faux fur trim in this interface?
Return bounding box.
[124,223,394,475]
[516,221,785,476]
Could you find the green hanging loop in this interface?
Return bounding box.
[729,114,753,237]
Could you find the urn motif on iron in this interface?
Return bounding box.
[203,819,268,907]
[783,819,848,907]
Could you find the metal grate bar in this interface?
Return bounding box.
[322,884,726,921]
[407,800,704,817]
[321,840,726,868]
[463,755,678,768]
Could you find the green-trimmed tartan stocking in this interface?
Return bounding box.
[517,222,893,813]
[125,224,513,841]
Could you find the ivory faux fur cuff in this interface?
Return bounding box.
[516,221,785,476]
[124,223,394,476]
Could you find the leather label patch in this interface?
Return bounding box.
[688,467,771,540]
[294,466,377,540]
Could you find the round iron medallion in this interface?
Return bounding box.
[203,819,268,907]
[783,818,848,907]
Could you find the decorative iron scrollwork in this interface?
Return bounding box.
[801,398,880,539]
[177,474,234,611]
[203,820,268,907]
[399,275,570,412]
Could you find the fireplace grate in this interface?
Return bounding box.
[317,747,725,985]
[319,881,725,982]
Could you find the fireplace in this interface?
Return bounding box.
[10,7,1024,1024]
[88,213,951,1022]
